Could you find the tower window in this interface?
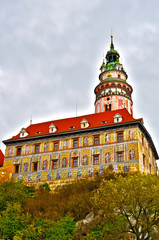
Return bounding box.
[109,104,111,111]
[105,105,108,112]
[118,74,121,78]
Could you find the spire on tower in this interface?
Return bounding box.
[110,34,114,50]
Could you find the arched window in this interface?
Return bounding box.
[105,152,111,163]
[129,149,135,160]
[109,104,111,111]
[42,160,48,170]
[62,157,67,168]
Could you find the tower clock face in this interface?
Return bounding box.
[107,74,112,78]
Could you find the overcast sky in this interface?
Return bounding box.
[0,0,159,162]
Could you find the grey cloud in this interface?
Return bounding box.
[0,0,159,166]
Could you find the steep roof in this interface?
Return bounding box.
[0,150,4,166]
[5,109,142,141]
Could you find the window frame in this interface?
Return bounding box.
[93,155,99,165]
[142,134,144,146]
[32,162,38,172]
[16,146,22,156]
[117,131,123,142]
[14,164,20,173]
[34,144,40,153]
[52,160,58,169]
[73,138,79,148]
[117,152,123,162]
[54,141,59,151]
[94,135,100,145]
[72,157,78,167]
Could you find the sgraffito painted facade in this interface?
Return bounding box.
[2,36,158,189]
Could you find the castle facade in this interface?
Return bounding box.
[2,36,158,188]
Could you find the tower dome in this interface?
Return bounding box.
[95,35,133,115]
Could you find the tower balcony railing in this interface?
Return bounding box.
[96,91,131,101]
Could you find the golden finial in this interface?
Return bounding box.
[111,28,113,38]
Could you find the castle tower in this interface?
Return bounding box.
[95,35,133,115]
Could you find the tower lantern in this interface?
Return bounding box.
[95,35,133,115]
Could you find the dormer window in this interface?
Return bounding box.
[70,126,75,129]
[80,118,89,129]
[113,113,123,123]
[49,123,57,133]
[101,121,107,124]
[20,128,29,138]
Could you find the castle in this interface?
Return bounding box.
[1,36,158,188]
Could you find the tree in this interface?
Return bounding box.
[93,174,159,240]
[0,203,31,239]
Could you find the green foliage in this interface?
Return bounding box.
[0,181,35,212]
[43,217,76,240]
[0,203,31,239]
[39,183,50,191]
[1,171,159,239]
[93,173,159,240]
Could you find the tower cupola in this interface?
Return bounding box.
[94,35,133,116]
[106,35,120,63]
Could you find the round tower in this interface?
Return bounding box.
[95,35,133,115]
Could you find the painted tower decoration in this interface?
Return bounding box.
[95,35,133,115]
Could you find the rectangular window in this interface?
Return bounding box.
[14,164,20,173]
[117,152,123,162]
[94,136,99,145]
[52,160,57,169]
[142,135,144,146]
[73,158,78,167]
[117,132,123,142]
[33,162,38,171]
[17,147,22,156]
[94,155,99,165]
[54,142,59,151]
[35,144,40,153]
[73,139,78,148]
[143,154,145,166]
[149,164,151,174]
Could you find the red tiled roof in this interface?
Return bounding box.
[7,109,142,141]
[0,150,4,166]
